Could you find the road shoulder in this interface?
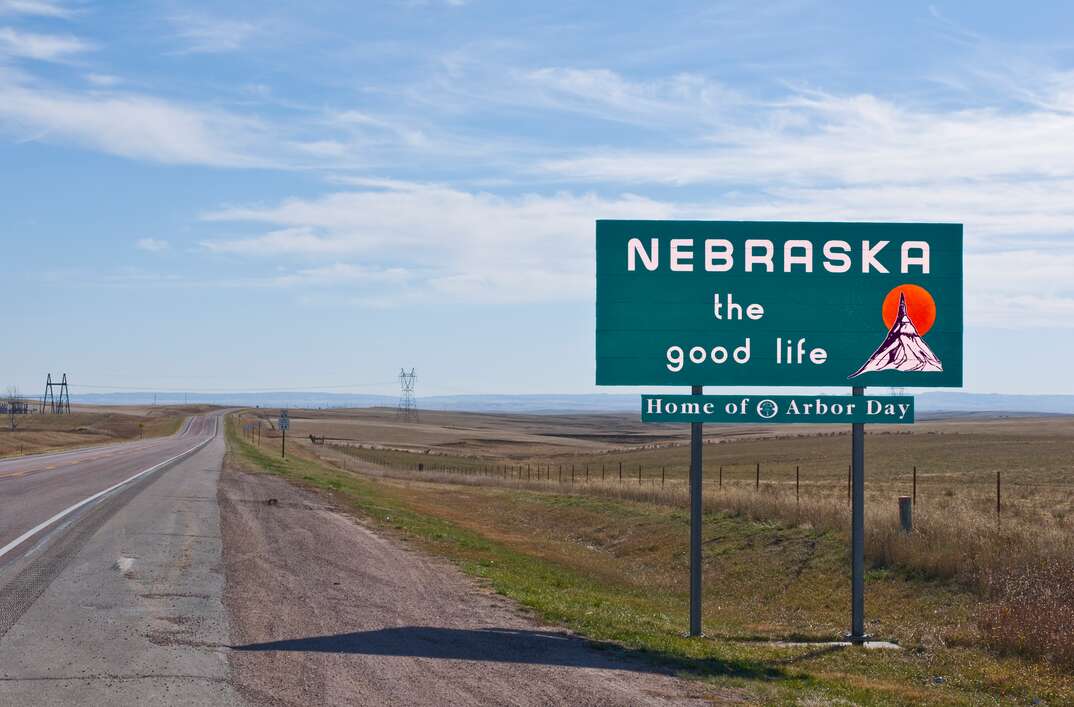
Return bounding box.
[220,466,722,706]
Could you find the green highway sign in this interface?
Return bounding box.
[641,395,914,424]
[596,221,963,387]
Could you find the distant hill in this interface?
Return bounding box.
[914,393,1074,415]
[69,391,1074,415]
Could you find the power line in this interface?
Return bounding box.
[67,381,397,393]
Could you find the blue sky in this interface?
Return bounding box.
[1,0,1072,397]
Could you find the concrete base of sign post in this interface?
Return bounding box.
[771,639,900,650]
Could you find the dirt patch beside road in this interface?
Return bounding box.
[219,467,728,706]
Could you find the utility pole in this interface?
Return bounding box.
[40,373,71,414]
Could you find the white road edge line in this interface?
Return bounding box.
[0,421,216,562]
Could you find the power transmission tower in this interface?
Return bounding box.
[40,373,71,414]
[397,368,418,422]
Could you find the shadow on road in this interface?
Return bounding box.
[231,625,790,682]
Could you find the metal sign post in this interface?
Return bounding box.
[849,386,867,642]
[689,384,703,637]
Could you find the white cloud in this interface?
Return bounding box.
[197,179,1074,326]
[0,77,274,166]
[135,238,169,252]
[541,90,1074,188]
[0,27,91,61]
[0,1,73,18]
[168,14,261,54]
[965,251,1074,328]
[269,263,413,288]
[84,73,121,87]
[200,182,680,303]
[521,67,740,128]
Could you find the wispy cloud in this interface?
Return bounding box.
[0,74,275,166]
[84,73,121,87]
[541,88,1074,187]
[0,27,91,61]
[199,181,679,304]
[0,0,74,18]
[520,67,741,128]
[168,14,262,54]
[196,177,1074,326]
[135,238,169,252]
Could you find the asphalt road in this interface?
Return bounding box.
[0,414,719,705]
[0,412,245,704]
[0,415,213,559]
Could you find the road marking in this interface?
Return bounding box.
[0,432,214,562]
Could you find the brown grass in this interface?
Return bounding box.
[0,405,198,457]
[978,557,1074,668]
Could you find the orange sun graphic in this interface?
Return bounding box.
[883,284,936,335]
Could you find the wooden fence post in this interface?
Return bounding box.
[996,471,1001,523]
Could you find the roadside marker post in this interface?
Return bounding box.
[596,220,963,643]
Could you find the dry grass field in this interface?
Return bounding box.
[0,404,211,458]
[228,409,1074,704]
[254,407,1074,529]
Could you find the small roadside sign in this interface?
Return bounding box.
[278,410,289,459]
[642,394,913,424]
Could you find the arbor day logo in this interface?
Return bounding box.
[757,399,778,419]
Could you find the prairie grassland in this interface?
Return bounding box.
[228,413,1074,705]
[0,405,197,457]
[240,409,1074,668]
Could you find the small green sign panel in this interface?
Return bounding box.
[642,395,914,424]
[596,221,963,387]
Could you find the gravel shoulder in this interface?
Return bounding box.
[219,467,726,706]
